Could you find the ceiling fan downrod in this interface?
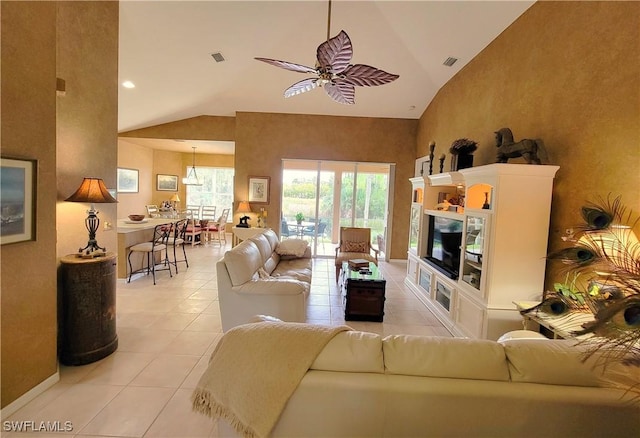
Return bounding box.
[326,0,332,42]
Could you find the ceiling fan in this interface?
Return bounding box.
[254,0,399,105]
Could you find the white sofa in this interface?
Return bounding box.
[216,230,312,331]
[217,327,639,437]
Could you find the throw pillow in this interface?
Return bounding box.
[275,239,308,257]
[343,241,368,252]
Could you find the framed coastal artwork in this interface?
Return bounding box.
[1,157,36,245]
[117,167,139,193]
[157,174,178,191]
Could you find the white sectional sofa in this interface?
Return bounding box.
[216,230,312,331]
[215,326,639,437]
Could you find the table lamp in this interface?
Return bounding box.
[65,177,117,254]
[236,201,252,228]
[170,194,180,211]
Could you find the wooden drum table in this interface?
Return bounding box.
[60,252,118,365]
[341,262,386,322]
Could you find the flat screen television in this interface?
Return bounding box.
[424,214,463,279]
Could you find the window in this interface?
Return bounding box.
[185,167,234,215]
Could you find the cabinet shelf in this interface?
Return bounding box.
[465,260,483,271]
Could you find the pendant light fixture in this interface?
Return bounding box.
[183,146,202,186]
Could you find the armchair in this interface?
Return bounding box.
[334,227,380,280]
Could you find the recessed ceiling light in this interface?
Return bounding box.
[122,80,135,89]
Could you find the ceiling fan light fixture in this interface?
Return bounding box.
[254,0,398,105]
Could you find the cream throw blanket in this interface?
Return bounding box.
[192,321,350,438]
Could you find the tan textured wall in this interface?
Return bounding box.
[117,139,155,219]
[1,1,119,408]
[417,1,640,290]
[121,115,236,141]
[234,112,417,259]
[57,1,119,258]
[1,2,58,408]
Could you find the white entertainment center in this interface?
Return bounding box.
[405,163,559,340]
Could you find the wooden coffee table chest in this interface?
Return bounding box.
[341,262,386,322]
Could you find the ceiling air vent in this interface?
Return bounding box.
[211,52,225,63]
[443,57,458,67]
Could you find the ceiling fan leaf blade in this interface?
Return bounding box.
[342,64,399,87]
[254,57,317,74]
[324,80,355,105]
[284,78,319,98]
[317,30,352,73]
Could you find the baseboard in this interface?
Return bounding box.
[0,370,60,420]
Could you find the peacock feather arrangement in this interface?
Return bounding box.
[521,196,640,397]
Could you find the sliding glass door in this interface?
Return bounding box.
[282,160,392,258]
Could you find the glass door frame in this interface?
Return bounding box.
[281,159,394,261]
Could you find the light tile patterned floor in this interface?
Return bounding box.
[4,240,449,437]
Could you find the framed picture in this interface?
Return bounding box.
[117,168,139,193]
[248,176,270,204]
[157,174,178,191]
[1,157,36,245]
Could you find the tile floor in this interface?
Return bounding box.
[4,239,450,437]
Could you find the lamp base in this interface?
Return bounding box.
[79,209,106,254]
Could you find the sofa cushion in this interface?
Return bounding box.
[383,335,510,381]
[263,229,280,252]
[272,259,312,283]
[223,241,263,286]
[276,239,309,257]
[249,234,273,264]
[263,253,280,275]
[501,339,602,387]
[311,331,384,373]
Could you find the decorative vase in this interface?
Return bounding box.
[457,154,474,170]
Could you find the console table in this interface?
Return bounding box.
[232,226,267,246]
[60,252,118,365]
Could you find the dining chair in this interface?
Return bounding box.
[167,219,189,272]
[204,208,230,246]
[183,210,202,246]
[186,205,202,221]
[127,223,173,285]
[146,204,159,217]
[280,218,291,240]
[201,205,217,221]
[200,205,217,243]
[304,220,327,248]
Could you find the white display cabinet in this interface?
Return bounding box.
[404,164,559,340]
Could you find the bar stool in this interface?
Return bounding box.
[167,219,189,273]
[127,223,173,285]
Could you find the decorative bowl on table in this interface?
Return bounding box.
[128,214,146,222]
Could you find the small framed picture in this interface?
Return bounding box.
[157,174,178,191]
[1,157,37,245]
[117,168,139,193]
[248,176,270,204]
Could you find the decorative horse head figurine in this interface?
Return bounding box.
[495,127,548,164]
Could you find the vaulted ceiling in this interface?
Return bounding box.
[118,0,535,153]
